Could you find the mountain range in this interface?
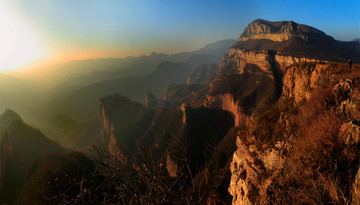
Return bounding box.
[1,19,360,204]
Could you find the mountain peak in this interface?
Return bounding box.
[0,108,22,123]
[239,19,329,42]
[145,91,158,108]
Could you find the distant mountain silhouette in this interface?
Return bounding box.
[47,61,191,118]
[45,40,236,118]
[47,52,191,95]
[48,39,236,93]
[0,74,45,121]
[39,114,100,149]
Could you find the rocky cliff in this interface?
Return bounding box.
[110,20,358,204]
[226,63,360,204]
[145,90,159,108]
[32,19,359,204]
[239,19,328,42]
[97,94,235,202]
[214,19,360,204]
[234,19,359,63]
[204,49,326,126]
[203,19,359,126]
[131,19,360,204]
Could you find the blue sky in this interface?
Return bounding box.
[2,0,360,62]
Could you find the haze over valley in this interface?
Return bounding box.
[0,0,360,204]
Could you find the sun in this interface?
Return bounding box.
[0,7,43,71]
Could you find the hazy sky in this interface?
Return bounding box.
[0,0,359,71]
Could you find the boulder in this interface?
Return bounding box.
[339,120,360,146]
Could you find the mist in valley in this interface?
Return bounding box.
[1,0,360,204]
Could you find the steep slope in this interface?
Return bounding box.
[204,19,360,204]
[35,112,102,151]
[159,63,220,108]
[0,109,22,137]
[3,18,359,204]
[228,62,360,204]
[98,94,235,201]
[16,152,95,205]
[162,83,209,108]
[203,19,359,127]
[234,19,360,62]
[0,109,67,204]
[157,19,360,204]
[186,63,219,84]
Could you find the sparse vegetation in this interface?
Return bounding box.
[1,15,359,205]
[35,140,229,205]
[266,63,360,204]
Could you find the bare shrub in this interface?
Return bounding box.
[38,138,223,205]
[267,83,359,204]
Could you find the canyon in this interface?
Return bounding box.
[1,19,359,204]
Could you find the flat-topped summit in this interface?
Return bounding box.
[239,19,331,42]
[232,19,360,63]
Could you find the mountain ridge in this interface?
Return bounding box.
[0,110,67,204]
[240,19,331,42]
[234,19,359,63]
[1,18,360,204]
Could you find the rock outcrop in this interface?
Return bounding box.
[204,48,326,126]
[220,19,360,204]
[341,120,360,203]
[340,120,360,146]
[0,109,22,135]
[228,136,288,204]
[239,19,328,42]
[98,94,234,177]
[281,62,327,103]
[234,19,360,63]
[145,90,158,108]
[353,168,360,204]
[162,83,208,108]
[333,78,353,101]
[98,94,146,163]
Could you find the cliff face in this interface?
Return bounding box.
[201,19,360,204]
[92,19,360,204]
[228,138,287,204]
[239,19,328,42]
[233,19,359,63]
[145,91,158,108]
[281,61,328,103]
[98,93,234,168]
[97,94,235,202]
[98,94,149,163]
[203,19,357,127]
[227,64,360,204]
[204,48,325,126]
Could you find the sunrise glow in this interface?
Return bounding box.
[0,7,43,71]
